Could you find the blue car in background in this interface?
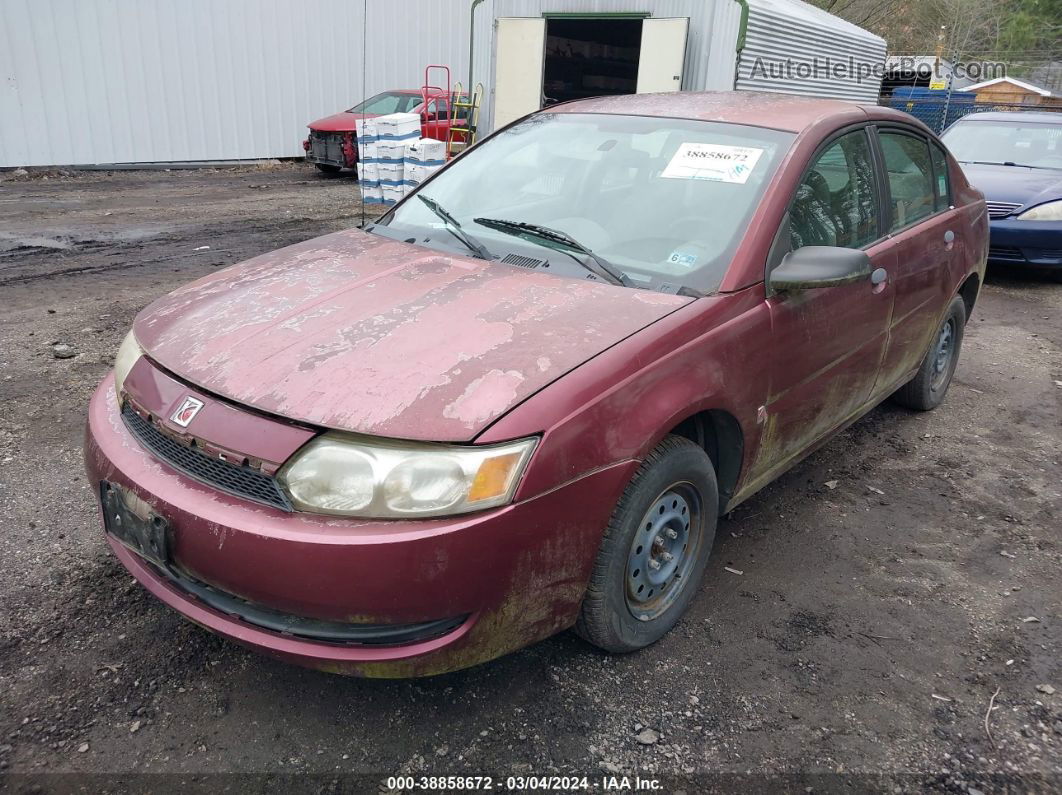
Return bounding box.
[941,111,1062,272]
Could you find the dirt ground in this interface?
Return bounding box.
[0,164,1059,793]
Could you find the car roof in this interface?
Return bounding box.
[549,90,923,134]
[949,111,1062,125]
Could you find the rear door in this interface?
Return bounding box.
[872,127,958,392]
[636,18,689,93]
[753,126,894,481]
[493,18,547,129]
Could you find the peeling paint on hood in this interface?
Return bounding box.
[134,229,690,442]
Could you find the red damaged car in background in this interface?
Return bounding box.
[86,92,987,677]
[303,89,467,173]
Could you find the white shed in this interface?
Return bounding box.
[0,0,886,168]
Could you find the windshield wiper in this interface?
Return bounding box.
[473,217,632,287]
[961,159,1052,170]
[417,195,492,260]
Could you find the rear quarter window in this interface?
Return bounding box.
[930,143,951,211]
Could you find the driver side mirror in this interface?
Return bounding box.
[768,246,872,292]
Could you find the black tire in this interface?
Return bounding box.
[892,295,966,411]
[314,163,341,175]
[575,435,719,653]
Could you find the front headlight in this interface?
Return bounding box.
[277,433,538,518]
[113,330,144,399]
[1017,199,1062,221]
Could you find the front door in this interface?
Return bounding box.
[753,127,893,481]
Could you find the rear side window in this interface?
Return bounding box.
[790,129,879,250]
[930,143,951,211]
[879,131,935,230]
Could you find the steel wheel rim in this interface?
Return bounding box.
[625,482,703,621]
[931,318,955,391]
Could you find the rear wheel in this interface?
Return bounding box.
[892,295,966,411]
[576,435,718,653]
[314,163,341,175]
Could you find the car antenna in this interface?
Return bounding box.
[359,0,368,230]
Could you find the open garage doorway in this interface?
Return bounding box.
[543,17,643,105]
[492,16,688,128]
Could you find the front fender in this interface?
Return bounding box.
[478,287,771,504]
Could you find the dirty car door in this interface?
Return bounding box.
[753,127,893,480]
[873,129,960,392]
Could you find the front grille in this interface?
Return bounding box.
[311,131,342,145]
[986,201,1022,219]
[122,403,292,511]
[308,131,346,164]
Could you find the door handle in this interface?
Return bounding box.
[871,267,888,285]
[944,230,955,243]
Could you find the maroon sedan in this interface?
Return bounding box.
[86,92,987,677]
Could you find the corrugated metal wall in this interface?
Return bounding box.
[1,0,886,167]
[0,0,474,167]
[736,0,887,102]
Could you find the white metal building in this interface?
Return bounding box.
[0,0,886,168]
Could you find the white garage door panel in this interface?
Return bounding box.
[492,17,546,130]
[636,17,689,94]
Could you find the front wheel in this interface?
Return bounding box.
[892,295,966,411]
[575,435,718,653]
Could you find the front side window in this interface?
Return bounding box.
[374,113,794,294]
[879,131,935,231]
[790,129,879,250]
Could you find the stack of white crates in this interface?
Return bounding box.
[356,113,420,206]
[355,117,381,204]
[356,113,451,208]
[404,138,447,188]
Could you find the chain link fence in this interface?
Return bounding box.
[882,92,1062,133]
[880,56,1062,134]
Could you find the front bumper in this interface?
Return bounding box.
[85,375,632,677]
[304,131,356,169]
[988,218,1062,267]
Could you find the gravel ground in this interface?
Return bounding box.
[0,164,1059,793]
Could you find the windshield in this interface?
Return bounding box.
[942,119,1062,170]
[374,113,794,294]
[348,92,421,115]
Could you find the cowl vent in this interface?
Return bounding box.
[501,253,548,269]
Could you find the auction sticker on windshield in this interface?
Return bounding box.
[661,143,764,183]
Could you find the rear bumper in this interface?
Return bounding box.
[988,219,1062,267]
[85,375,632,676]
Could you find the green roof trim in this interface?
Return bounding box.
[735,0,750,52]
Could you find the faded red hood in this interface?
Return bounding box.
[134,230,689,442]
[307,112,370,133]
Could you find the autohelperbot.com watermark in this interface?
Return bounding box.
[745,55,1008,84]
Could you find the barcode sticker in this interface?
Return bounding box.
[661,143,764,183]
